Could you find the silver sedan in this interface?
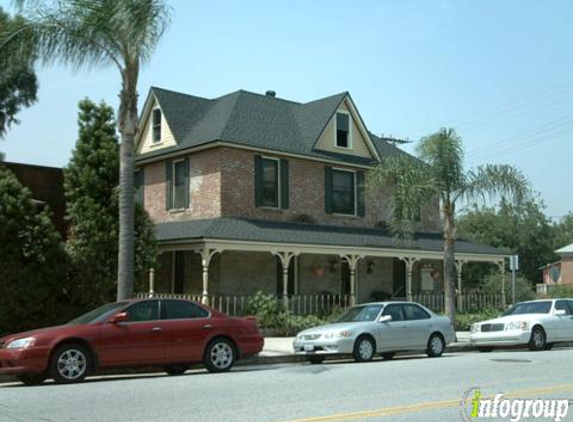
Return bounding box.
[293,301,456,364]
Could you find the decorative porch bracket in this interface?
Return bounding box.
[398,257,419,302]
[340,254,364,306]
[272,251,299,311]
[496,259,507,308]
[455,260,466,311]
[194,246,222,306]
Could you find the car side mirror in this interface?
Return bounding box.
[109,312,128,324]
[555,309,566,317]
[378,315,392,323]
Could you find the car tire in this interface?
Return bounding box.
[50,343,91,384]
[204,338,236,373]
[307,356,325,365]
[426,333,445,358]
[165,364,189,376]
[352,336,375,362]
[528,326,546,351]
[17,374,47,386]
[381,352,395,360]
[477,347,494,353]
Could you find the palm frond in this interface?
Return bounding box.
[460,164,530,205]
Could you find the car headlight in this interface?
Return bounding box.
[6,337,36,350]
[338,330,352,338]
[505,321,529,331]
[471,324,479,333]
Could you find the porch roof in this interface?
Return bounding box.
[155,217,510,257]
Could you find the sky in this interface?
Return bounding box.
[1,0,572,219]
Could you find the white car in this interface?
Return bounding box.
[469,299,573,352]
[293,301,456,364]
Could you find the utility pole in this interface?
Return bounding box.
[509,255,519,305]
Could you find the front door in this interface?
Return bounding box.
[98,300,166,366]
[401,303,433,348]
[553,300,573,341]
[376,304,408,350]
[393,259,406,299]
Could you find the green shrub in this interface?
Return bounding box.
[454,308,501,331]
[544,285,573,298]
[478,273,536,303]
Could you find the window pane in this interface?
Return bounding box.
[163,300,209,319]
[403,304,431,320]
[262,159,279,207]
[332,170,355,214]
[173,161,187,209]
[126,301,159,322]
[336,113,349,147]
[134,170,143,204]
[382,305,404,321]
[152,109,161,143]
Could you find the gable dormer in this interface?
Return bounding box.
[136,92,177,154]
[314,95,380,161]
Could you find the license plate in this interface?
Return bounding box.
[304,343,315,352]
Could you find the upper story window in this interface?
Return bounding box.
[152,108,162,143]
[166,158,190,211]
[254,155,289,210]
[134,168,144,205]
[335,112,350,148]
[325,166,365,217]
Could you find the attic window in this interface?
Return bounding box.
[335,112,350,148]
[152,108,162,143]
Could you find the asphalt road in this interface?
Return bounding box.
[1,348,573,422]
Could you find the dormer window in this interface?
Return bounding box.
[335,112,350,148]
[152,108,162,143]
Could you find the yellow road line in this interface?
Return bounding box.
[277,384,573,422]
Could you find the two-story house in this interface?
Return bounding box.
[134,87,509,312]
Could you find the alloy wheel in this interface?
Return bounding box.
[57,349,87,380]
[209,341,234,370]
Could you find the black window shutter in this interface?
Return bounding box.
[136,168,145,206]
[357,170,365,217]
[165,161,173,210]
[280,159,289,209]
[254,155,263,207]
[184,157,190,208]
[324,166,333,214]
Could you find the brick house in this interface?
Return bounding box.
[539,243,573,293]
[134,87,509,311]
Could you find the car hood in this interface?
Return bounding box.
[478,314,549,325]
[296,322,370,336]
[1,324,74,344]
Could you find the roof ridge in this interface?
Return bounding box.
[150,86,210,102]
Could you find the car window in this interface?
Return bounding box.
[503,301,552,316]
[125,301,160,322]
[382,304,405,322]
[162,300,209,320]
[403,304,431,320]
[335,305,384,322]
[555,300,573,315]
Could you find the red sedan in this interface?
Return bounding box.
[0,298,264,385]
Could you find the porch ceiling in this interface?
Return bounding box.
[155,217,509,263]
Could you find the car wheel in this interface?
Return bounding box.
[477,347,494,353]
[381,352,395,360]
[426,333,445,358]
[50,344,91,384]
[353,336,375,362]
[528,326,546,351]
[17,374,47,386]
[165,365,189,376]
[204,338,235,373]
[307,356,325,365]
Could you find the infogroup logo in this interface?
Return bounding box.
[460,387,570,422]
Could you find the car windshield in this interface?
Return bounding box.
[67,302,128,325]
[335,305,383,322]
[503,301,552,316]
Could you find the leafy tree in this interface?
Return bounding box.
[0,164,69,334]
[0,7,37,139]
[458,197,557,288]
[553,213,573,250]
[4,0,171,300]
[368,128,529,324]
[65,99,156,309]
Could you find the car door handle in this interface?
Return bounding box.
[203,324,212,330]
[151,327,162,332]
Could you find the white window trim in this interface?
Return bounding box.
[151,107,162,144]
[333,110,353,150]
[171,158,187,211]
[259,156,282,210]
[331,167,357,217]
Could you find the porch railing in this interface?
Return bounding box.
[409,292,504,312]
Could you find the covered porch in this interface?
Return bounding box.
[142,218,510,314]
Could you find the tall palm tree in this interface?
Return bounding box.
[2,0,171,300]
[369,128,529,324]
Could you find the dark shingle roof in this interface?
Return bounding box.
[155,217,509,256]
[137,87,398,165]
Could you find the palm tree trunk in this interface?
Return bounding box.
[443,201,457,327]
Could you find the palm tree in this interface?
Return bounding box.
[2,0,171,300]
[369,128,529,324]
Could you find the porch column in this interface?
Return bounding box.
[197,246,219,306]
[341,255,363,306]
[400,257,418,302]
[273,252,298,312]
[455,260,466,311]
[497,259,506,308]
[148,268,155,297]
